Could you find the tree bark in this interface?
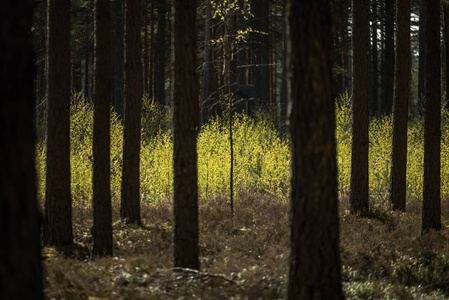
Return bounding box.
[381,0,395,115]
[350,0,369,214]
[93,0,113,256]
[286,1,343,298]
[43,0,73,246]
[390,0,410,212]
[0,0,44,297]
[154,0,168,106]
[121,0,142,225]
[173,0,200,270]
[422,0,441,234]
[112,0,125,119]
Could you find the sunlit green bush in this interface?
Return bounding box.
[36,92,449,209]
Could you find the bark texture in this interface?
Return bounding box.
[390,0,410,212]
[44,0,73,246]
[350,0,369,214]
[93,0,113,256]
[173,0,200,270]
[286,1,343,299]
[121,0,142,225]
[422,0,441,234]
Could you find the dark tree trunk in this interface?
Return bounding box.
[444,5,449,110]
[120,0,142,225]
[422,0,441,234]
[418,0,427,111]
[43,0,73,246]
[381,0,395,115]
[350,0,369,214]
[201,0,212,125]
[370,1,379,116]
[286,1,343,299]
[154,0,168,106]
[172,0,199,270]
[250,0,270,111]
[93,0,113,256]
[390,0,410,212]
[112,0,125,118]
[0,1,43,298]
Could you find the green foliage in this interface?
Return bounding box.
[36,92,449,208]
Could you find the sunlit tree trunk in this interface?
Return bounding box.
[173,0,199,270]
[0,0,43,297]
[43,0,73,246]
[422,0,441,234]
[93,0,113,256]
[350,0,369,214]
[121,0,142,225]
[286,1,343,298]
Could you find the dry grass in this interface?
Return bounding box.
[43,194,449,299]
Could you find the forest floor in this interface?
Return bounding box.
[43,192,449,299]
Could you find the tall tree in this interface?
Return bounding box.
[92,0,113,256]
[112,0,125,118]
[43,0,73,246]
[381,0,395,115]
[250,0,270,110]
[0,0,43,298]
[173,0,200,270]
[286,0,343,298]
[201,0,212,125]
[154,0,168,106]
[390,0,410,212]
[350,0,369,214]
[422,0,441,234]
[121,0,142,225]
[418,0,427,110]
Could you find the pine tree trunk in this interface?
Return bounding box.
[350,0,369,214]
[390,0,410,212]
[173,0,199,270]
[287,1,343,298]
[43,0,73,246]
[0,1,43,297]
[93,0,113,256]
[121,0,142,225]
[422,0,441,234]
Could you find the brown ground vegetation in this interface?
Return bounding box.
[43,193,449,299]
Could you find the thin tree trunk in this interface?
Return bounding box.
[120,0,142,225]
[390,0,410,212]
[43,0,73,246]
[173,0,199,270]
[93,0,113,256]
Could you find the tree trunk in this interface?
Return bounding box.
[120,0,142,225]
[390,0,410,212]
[381,0,395,115]
[154,0,167,106]
[286,1,343,298]
[201,0,212,125]
[0,1,43,297]
[112,0,125,118]
[350,0,369,214]
[418,0,427,111]
[93,0,113,256]
[173,0,200,270]
[370,1,379,116]
[422,0,441,234]
[43,0,73,246]
[250,0,270,111]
